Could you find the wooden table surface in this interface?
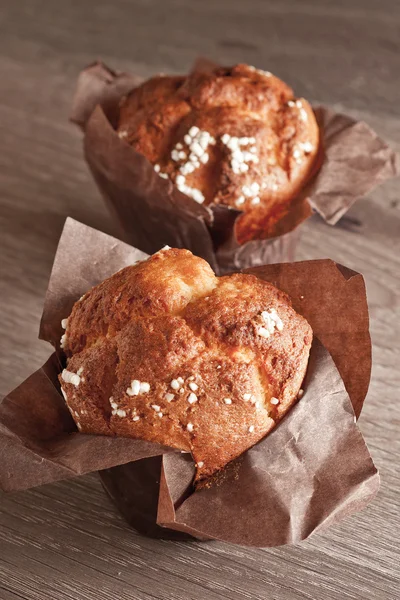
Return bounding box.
[1,1,399,598]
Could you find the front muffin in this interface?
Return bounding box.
[59,248,312,483]
[117,64,319,243]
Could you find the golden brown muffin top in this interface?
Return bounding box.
[59,248,312,482]
[117,64,319,243]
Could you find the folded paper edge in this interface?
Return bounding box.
[308,107,399,225]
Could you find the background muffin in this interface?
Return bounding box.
[117,64,319,243]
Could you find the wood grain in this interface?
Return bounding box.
[0,1,399,598]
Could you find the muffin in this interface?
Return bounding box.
[59,248,312,483]
[117,64,319,243]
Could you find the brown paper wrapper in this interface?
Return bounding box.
[0,219,378,547]
[71,61,397,274]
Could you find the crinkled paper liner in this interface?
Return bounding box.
[70,60,398,274]
[0,219,378,547]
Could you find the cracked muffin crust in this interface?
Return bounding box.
[117,64,320,243]
[59,248,312,483]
